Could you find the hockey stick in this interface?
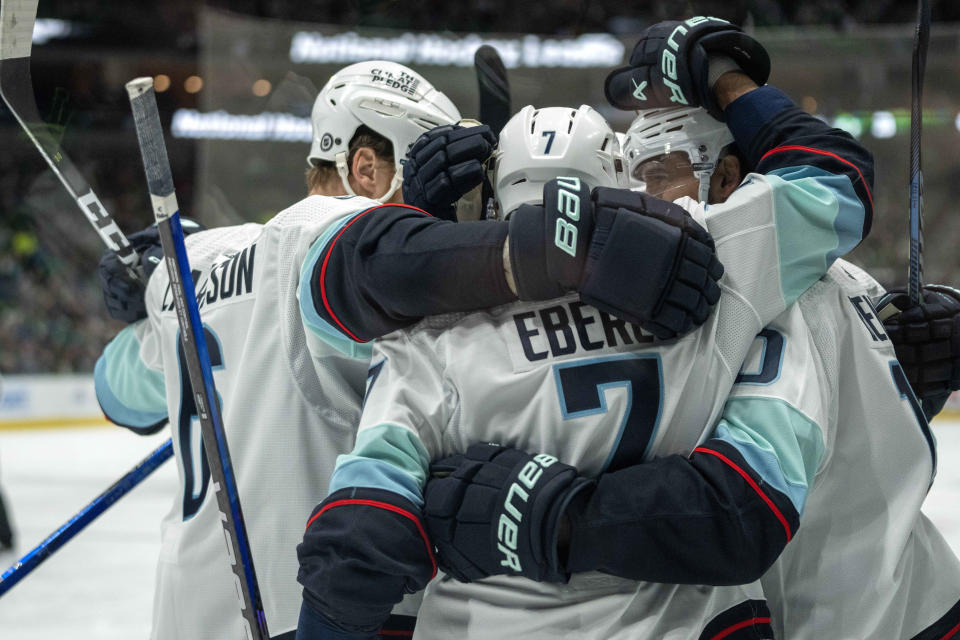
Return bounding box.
[0,439,173,598]
[125,77,268,640]
[474,45,510,216]
[474,44,511,135]
[0,0,142,281]
[908,0,930,307]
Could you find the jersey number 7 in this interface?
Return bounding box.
[554,353,663,472]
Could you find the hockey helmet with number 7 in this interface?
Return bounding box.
[491,104,625,219]
[308,61,461,201]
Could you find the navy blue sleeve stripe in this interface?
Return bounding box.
[758,143,874,237]
[565,439,799,585]
[724,85,875,238]
[309,205,514,343]
[909,597,960,640]
[306,496,436,579]
[298,487,436,633]
[699,599,774,640]
[692,439,801,542]
[760,144,874,214]
[693,445,793,542]
[379,614,417,637]
[315,203,430,343]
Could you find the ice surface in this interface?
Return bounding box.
[0,419,958,637]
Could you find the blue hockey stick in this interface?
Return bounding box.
[907,0,930,306]
[0,439,173,598]
[125,77,268,639]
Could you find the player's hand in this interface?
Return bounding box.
[402,123,497,221]
[879,284,960,420]
[604,16,770,120]
[508,180,724,340]
[98,219,205,323]
[423,443,593,583]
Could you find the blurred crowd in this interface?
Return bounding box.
[0,149,139,374]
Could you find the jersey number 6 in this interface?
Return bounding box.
[176,326,224,520]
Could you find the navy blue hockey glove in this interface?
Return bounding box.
[423,443,593,583]
[509,180,724,340]
[879,284,960,420]
[297,488,435,636]
[402,123,497,221]
[604,16,769,120]
[98,219,205,323]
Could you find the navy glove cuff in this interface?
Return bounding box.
[508,204,567,301]
[297,597,379,640]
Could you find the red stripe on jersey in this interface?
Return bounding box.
[694,446,793,542]
[707,616,773,640]
[306,497,437,578]
[759,144,875,212]
[940,619,960,640]
[318,203,433,342]
[378,631,414,637]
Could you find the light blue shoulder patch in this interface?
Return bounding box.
[94,325,167,430]
[328,423,430,506]
[767,166,865,305]
[298,210,374,360]
[712,395,825,516]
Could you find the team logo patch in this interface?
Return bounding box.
[319,133,334,151]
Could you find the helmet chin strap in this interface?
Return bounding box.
[694,167,713,204]
[335,151,403,203]
[335,151,359,197]
[697,175,711,203]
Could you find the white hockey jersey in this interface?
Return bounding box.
[743,261,960,639]
[94,195,383,638]
[335,169,869,639]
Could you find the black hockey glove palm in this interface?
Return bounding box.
[98,219,205,323]
[424,443,593,583]
[604,16,770,120]
[508,179,724,340]
[879,284,960,420]
[402,123,497,221]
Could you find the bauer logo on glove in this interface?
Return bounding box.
[604,16,770,120]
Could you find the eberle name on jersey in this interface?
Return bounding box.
[512,299,654,363]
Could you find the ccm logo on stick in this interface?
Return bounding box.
[497,453,558,572]
[553,176,581,258]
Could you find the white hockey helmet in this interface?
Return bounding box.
[491,105,624,219]
[308,61,461,201]
[622,106,734,203]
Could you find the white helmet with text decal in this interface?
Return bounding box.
[308,60,461,201]
[621,106,734,203]
[491,105,624,219]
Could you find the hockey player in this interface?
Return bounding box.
[94,60,464,640]
[413,24,960,636]
[95,58,729,638]
[426,106,960,637]
[294,23,881,632]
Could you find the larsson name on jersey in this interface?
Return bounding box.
[161,243,256,312]
[512,300,653,365]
